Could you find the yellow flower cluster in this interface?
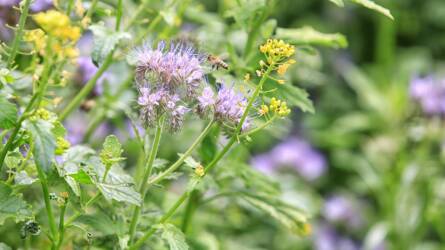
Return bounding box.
[260,39,295,61]
[259,97,291,117]
[24,29,46,54]
[56,137,71,155]
[35,108,51,120]
[33,10,81,42]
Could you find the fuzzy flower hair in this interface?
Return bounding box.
[197,84,250,131]
[133,41,206,132]
[134,41,206,97]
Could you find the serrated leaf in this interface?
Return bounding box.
[0,182,32,225]
[329,0,344,7]
[350,0,393,20]
[161,224,189,250]
[25,119,56,173]
[0,95,17,129]
[100,135,124,166]
[89,24,131,66]
[273,84,314,113]
[276,26,348,49]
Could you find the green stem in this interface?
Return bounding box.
[6,0,32,67]
[115,0,123,31]
[35,155,58,246]
[124,0,150,30]
[56,202,67,249]
[181,190,200,233]
[239,116,276,138]
[59,52,114,121]
[128,118,164,243]
[64,193,101,227]
[148,120,215,186]
[129,192,189,250]
[243,0,271,59]
[128,65,273,248]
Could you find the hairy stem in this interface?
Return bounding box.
[6,0,32,67]
[128,118,164,243]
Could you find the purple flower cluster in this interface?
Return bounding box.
[410,76,445,115]
[133,41,206,132]
[197,85,250,131]
[323,195,363,229]
[250,137,326,181]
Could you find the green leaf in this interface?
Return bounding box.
[350,0,393,20]
[5,150,22,169]
[89,24,131,66]
[181,154,200,169]
[14,171,36,186]
[0,182,32,225]
[274,84,314,113]
[51,121,67,138]
[0,242,12,250]
[276,26,348,49]
[241,193,309,235]
[25,119,56,173]
[0,95,17,129]
[160,224,189,250]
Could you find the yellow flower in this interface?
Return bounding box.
[259,105,269,116]
[56,137,71,155]
[33,10,81,42]
[269,98,291,117]
[270,97,281,112]
[35,108,51,120]
[24,29,47,54]
[277,101,291,117]
[260,39,295,60]
[302,223,312,236]
[195,164,205,177]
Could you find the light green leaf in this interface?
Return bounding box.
[25,119,56,173]
[0,182,32,225]
[260,19,277,39]
[180,154,200,169]
[5,150,22,169]
[89,24,131,66]
[0,242,12,250]
[276,26,348,49]
[0,95,17,129]
[14,171,36,186]
[274,84,314,113]
[350,0,393,20]
[161,224,189,250]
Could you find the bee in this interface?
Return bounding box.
[207,54,229,70]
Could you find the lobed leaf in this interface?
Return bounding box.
[0,182,32,225]
[0,95,17,129]
[25,119,56,173]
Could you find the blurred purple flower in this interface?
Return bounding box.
[0,0,18,6]
[410,76,445,115]
[30,0,53,12]
[250,154,275,173]
[76,56,108,95]
[323,195,363,229]
[314,224,359,250]
[251,137,326,181]
[64,112,109,145]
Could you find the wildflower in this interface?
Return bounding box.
[133,41,207,132]
[277,59,296,76]
[251,137,326,181]
[24,29,46,54]
[134,41,206,97]
[34,10,81,42]
[259,104,269,116]
[260,39,295,59]
[410,75,445,115]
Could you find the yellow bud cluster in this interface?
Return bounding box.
[269,97,291,117]
[35,108,51,120]
[195,164,205,177]
[55,137,71,155]
[260,39,295,60]
[34,10,81,42]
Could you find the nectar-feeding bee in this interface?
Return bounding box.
[207,54,229,70]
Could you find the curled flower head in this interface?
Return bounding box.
[197,84,250,131]
[134,41,206,97]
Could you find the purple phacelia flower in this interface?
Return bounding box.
[251,137,326,181]
[323,195,363,229]
[410,75,445,115]
[134,41,206,98]
[30,0,53,13]
[197,84,250,131]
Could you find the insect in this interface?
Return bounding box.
[207,54,229,70]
